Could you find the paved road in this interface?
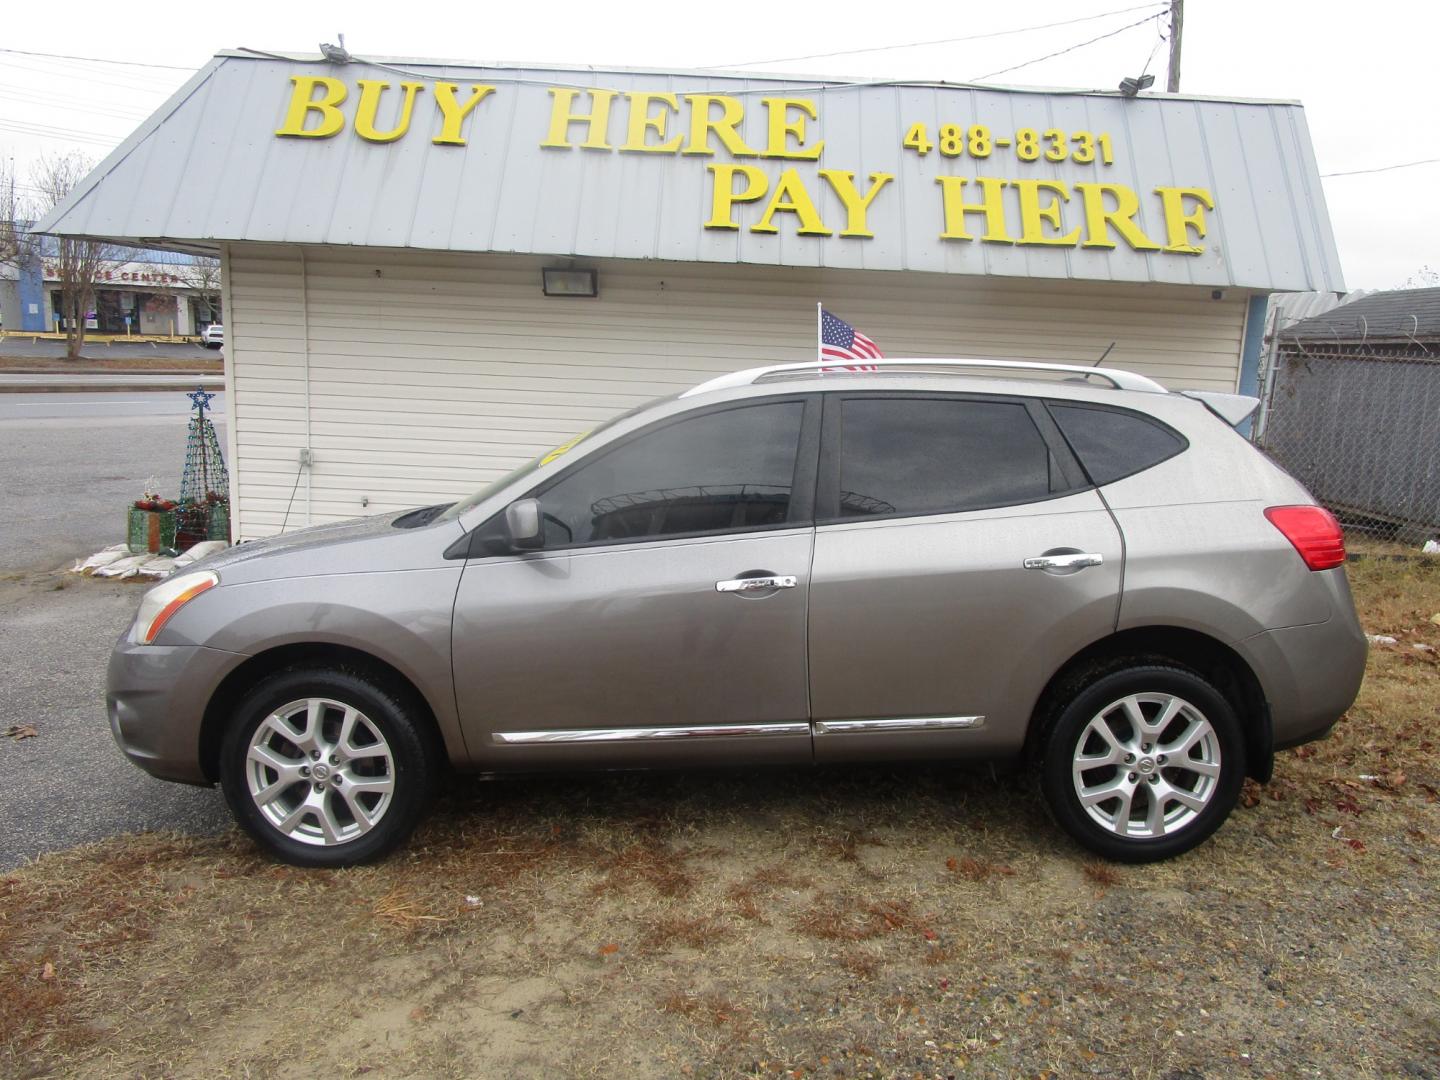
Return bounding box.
[0,338,215,360]
[0,392,227,571]
[0,391,234,867]
[0,576,229,869]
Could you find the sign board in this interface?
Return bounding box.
[36,55,1344,292]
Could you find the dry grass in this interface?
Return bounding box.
[2,559,1438,1078]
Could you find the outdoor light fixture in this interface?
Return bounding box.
[542,268,598,297]
[1118,73,1156,97]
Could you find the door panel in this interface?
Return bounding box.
[452,529,815,769]
[808,491,1122,762]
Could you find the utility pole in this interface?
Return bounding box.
[1167,0,1184,93]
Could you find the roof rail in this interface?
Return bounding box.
[680,358,1168,398]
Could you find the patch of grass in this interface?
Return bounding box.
[945,855,1016,882]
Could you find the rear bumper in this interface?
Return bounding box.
[107,633,249,785]
[1237,608,1368,751]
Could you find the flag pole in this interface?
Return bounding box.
[816,302,822,362]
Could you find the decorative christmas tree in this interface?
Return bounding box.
[175,387,231,547]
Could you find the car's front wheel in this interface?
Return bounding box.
[1041,665,1245,862]
[219,668,439,867]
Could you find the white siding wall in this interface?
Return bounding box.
[226,243,1249,539]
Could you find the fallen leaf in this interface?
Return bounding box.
[41,962,55,981]
[598,942,619,956]
[6,725,38,741]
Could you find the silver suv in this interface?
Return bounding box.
[108,359,1367,867]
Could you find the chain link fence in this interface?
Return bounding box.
[1254,345,1440,545]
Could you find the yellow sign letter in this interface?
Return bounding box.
[704,165,770,230]
[761,98,823,160]
[432,83,496,146]
[1014,180,1081,247]
[354,81,425,143]
[683,95,759,157]
[1073,183,1162,252]
[753,169,832,236]
[275,76,348,139]
[540,88,619,150]
[1154,186,1216,254]
[620,92,684,153]
[936,177,1015,244]
[819,171,893,238]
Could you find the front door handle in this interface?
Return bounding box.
[1023,552,1104,571]
[716,575,798,593]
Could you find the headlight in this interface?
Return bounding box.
[134,571,219,645]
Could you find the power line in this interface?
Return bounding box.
[970,11,1166,82]
[0,47,196,72]
[1321,158,1440,178]
[712,3,1167,70]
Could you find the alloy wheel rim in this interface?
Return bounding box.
[1070,692,1221,839]
[244,697,396,847]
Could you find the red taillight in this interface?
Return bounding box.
[1264,505,1346,570]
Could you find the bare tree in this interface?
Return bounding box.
[175,256,223,325]
[29,152,126,358]
[0,155,36,270]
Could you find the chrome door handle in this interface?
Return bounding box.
[1023,552,1104,570]
[716,575,798,592]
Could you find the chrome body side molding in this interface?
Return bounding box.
[813,716,986,735]
[494,722,810,744]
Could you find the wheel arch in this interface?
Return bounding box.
[199,642,450,784]
[1024,626,1273,782]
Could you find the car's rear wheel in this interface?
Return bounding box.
[1041,665,1245,862]
[219,668,439,867]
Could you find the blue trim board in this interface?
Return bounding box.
[1237,293,1269,436]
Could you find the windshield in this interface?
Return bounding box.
[435,397,667,524]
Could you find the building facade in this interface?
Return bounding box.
[38,52,1343,540]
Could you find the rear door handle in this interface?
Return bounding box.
[1023,552,1103,570]
[716,575,798,592]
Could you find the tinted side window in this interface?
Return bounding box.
[837,398,1055,519]
[537,402,804,545]
[1048,403,1185,486]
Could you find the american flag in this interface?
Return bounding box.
[819,309,883,369]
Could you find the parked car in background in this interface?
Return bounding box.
[200,324,223,348]
[106,358,1367,867]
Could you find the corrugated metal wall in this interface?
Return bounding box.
[226,243,1247,538]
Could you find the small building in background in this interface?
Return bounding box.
[35,239,221,336]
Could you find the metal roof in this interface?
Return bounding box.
[1282,287,1440,342]
[37,52,1344,292]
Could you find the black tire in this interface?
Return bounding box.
[219,667,440,867]
[1040,665,1246,863]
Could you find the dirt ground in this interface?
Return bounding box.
[2,558,1438,1079]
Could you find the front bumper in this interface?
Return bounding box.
[107,633,249,785]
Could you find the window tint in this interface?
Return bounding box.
[837,398,1055,518]
[536,402,804,545]
[1048,403,1185,486]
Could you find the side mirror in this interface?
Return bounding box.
[505,498,544,550]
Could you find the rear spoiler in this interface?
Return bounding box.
[1177,390,1260,428]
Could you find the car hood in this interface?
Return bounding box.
[192,509,465,583]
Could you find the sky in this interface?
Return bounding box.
[2,0,1434,290]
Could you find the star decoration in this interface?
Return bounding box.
[187,387,214,414]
